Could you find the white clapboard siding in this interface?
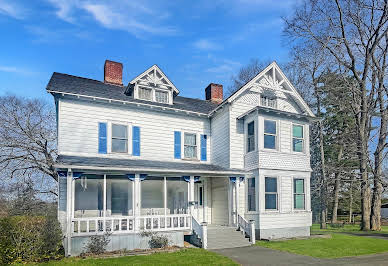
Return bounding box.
[210,105,230,168]
[259,212,312,229]
[58,99,210,162]
[211,177,229,225]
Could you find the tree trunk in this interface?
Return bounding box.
[370,86,387,231]
[349,177,354,224]
[332,145,344,223]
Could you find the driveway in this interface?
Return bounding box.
[213,245,388,266]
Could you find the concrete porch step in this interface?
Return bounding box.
[207,225,251,250]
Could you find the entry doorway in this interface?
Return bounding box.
[194,182,204,222]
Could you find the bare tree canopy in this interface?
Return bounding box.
[0,96,57,189]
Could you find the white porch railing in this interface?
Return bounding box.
[237,214,255,244]
[192,216,208,249]
[72,214,191,236]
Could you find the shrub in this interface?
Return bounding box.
[83,231,112,255]
[141,231,170,249]
[0,216,64,264]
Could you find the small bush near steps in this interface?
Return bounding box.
[83,231,112,255]
[141,231,170,249]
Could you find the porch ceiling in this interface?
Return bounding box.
[55,155,246,176]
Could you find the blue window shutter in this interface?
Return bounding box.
[132,126,140,156]
[98,122,107,154]
[200,134,207,161]
[174,131,181,159]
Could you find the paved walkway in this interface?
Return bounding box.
[213,245,388,266]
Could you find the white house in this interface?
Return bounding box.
[47,60,316,256]
[382,204,388,219]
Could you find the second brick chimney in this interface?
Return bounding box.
[104,60,123,86]
[205,83,223,104]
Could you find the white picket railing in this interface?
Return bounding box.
[192,216,207,249]
[237,214,255,244]
[72,214,191,236]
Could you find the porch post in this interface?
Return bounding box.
[189,176,195,218]
[66,169,72,256]
[235,177,240,226]
[228,178,232,226]
[103,174,106,230]
[203,177,207,223]
[134,174,141,231]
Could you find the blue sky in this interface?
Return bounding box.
[0,0,299,101]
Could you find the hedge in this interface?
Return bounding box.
[0,216,64,264]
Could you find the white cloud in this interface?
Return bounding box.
[0,0,25,19]
[46,0,177,37]
[193,39,222,51]
[205,59,241,74]
[0,65,35,75]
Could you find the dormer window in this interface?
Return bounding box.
[155,90,168,103]
[261,95,277,109]
[139,87,152,101]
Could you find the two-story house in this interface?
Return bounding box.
[47,60,316,256]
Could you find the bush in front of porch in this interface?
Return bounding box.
[38,248,237,265]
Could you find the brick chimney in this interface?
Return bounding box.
[104,60,123,86]
[205,83,223,104]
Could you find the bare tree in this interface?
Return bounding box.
[284,0,388,231]
[0,96,57,195]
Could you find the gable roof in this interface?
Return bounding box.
[210,62,315,117]
[46,72,217,115]
[129,64,179,94]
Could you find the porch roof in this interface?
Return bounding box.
[55,155,246,176]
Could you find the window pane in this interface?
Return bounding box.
[293,125,303,138]
[294,194,305,209]
[248,121,254,135]
[112,124,127,139]
[294,179,304,194]
[293,138,303,152]
[265,177,277,192]
[199,187,203,206]
[184,133,196,145]
[141,177,164,215]
[184,146,197,158]
[107,176,133,216]
[248,178,256,211]
[112,139,128,153]
[74,175,104,218]
[167,177,188,214]
[265,194,277,210]
[264,135,276,149]
[264,120,276,134]
[155,90,168,103]
[139,87,152,100]
[247,136,255,152]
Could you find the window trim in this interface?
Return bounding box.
[263,119,278,150]
[155,89,169,104]
[264,176,278,211]
[183,132,198,160]
[136,84,172,105]
[293,177,306,211]
[292,123,305,153]
[111,123,129,154]
[246,177,257,213]
[138,86,153,101]
[246,121,255,153]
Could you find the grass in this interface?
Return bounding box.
[36,248,237,266]
[255,224,388,258]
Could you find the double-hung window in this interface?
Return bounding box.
[294,179,305,210]
[184,133,197,159]
[292,124,304,152]
[247,121,255,153]
[247,177,256,211]
[264,120,277,149]
[138,87,152,101]
[265,177,278,210]
[155,90,168,103]
[111,124,128,153]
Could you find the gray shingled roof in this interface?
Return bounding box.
[46,72,218,114]
[56,155,244,175]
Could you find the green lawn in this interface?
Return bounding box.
[310,223,388,234]
[256,224,388,258]
[36,249,237,266]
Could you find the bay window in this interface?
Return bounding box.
[264,120,277,149]
[247,121,255,153]
[294,179,305,210]
[292,124,304,152]
[247,177,256,211]
[265,177,278,210]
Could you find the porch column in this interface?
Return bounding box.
[235,177,240,225]
[228,178,232,226]
[134,174,141,231]
[189,176,195,217]
[66,169,72,256]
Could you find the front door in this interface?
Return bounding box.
[211,177,229,225]
[194,182,204,222]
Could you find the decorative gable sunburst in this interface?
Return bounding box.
[227,62,314,117]
[130,65,179,94]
